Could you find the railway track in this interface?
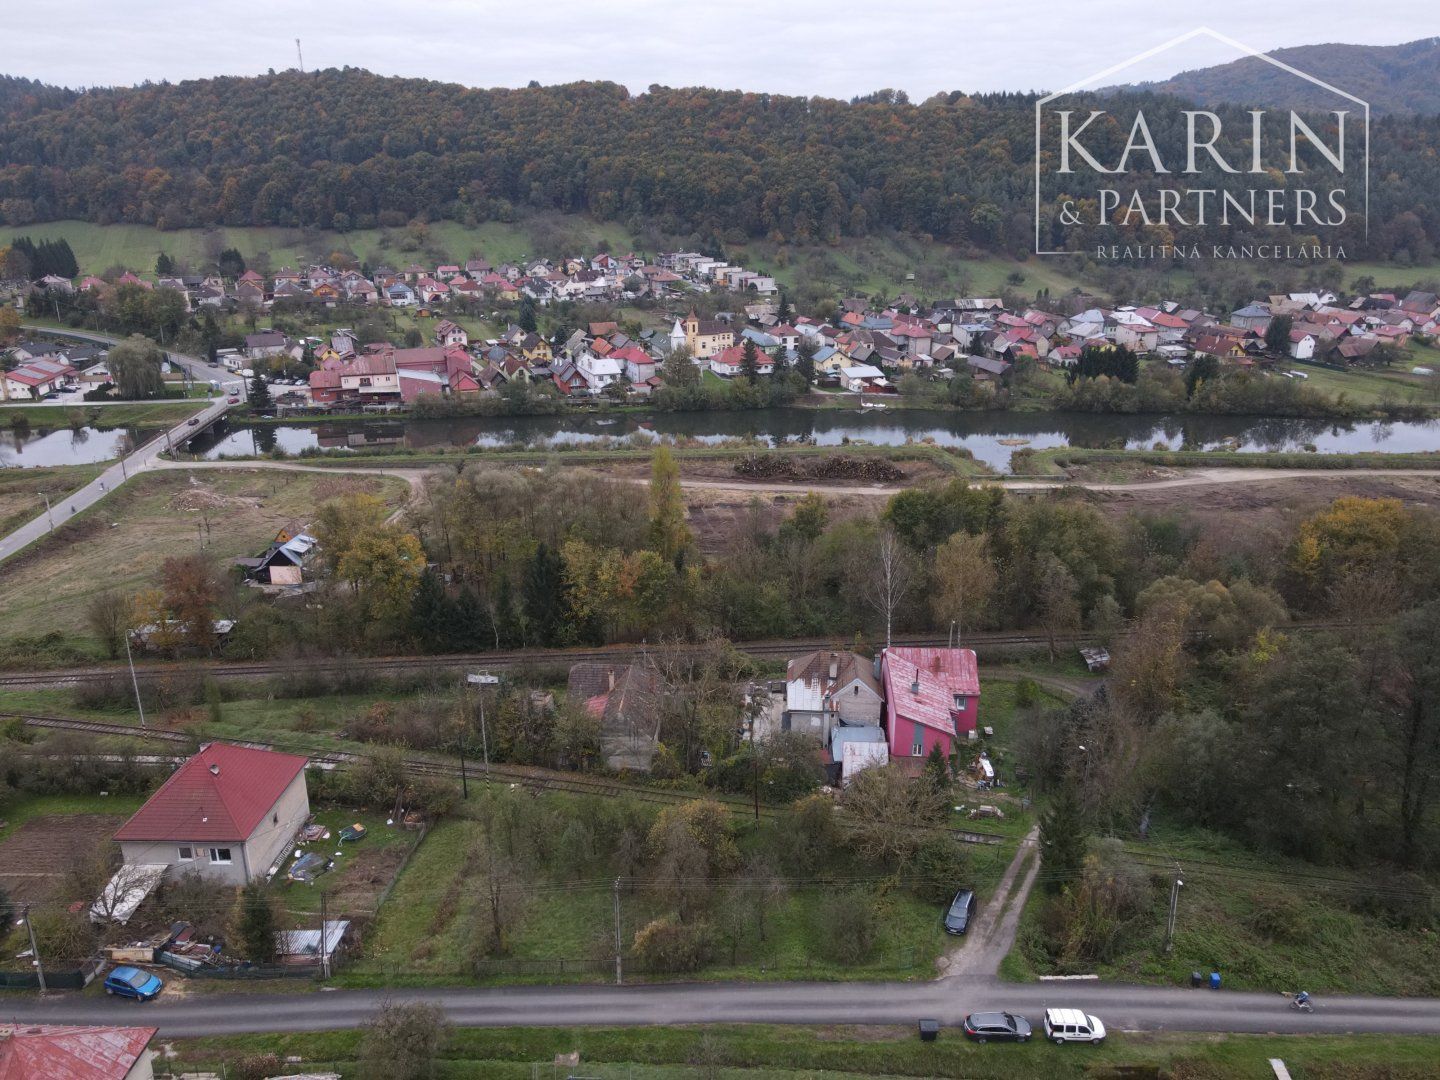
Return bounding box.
[0,621,1356,689]
[12,712,1008,846]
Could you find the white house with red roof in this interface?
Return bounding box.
[113,743,309,885]
[879,647,980,768]
[0,1024,156,1080]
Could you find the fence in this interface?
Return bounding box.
[0,956,103,990]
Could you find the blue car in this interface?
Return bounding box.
[103,966,163,1001]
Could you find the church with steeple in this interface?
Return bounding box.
[680,307,735,359]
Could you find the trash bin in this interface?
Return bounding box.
[1190,971,1203,988]
[918,1019,940,1042]
[1209,971,1222,990]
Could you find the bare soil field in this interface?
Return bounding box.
[0,812,126,904]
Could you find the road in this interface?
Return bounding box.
[4,978,1439,1038]
[0,327,240,563]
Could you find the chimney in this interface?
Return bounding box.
[209,762,220,776]
[607,668,616,692]
[911,677,921,696]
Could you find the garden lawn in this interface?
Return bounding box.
[271,808,419,923]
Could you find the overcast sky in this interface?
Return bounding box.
[7,2,1436,98]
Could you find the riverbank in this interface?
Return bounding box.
[0,401,201,429]
[1021,445,1440,479]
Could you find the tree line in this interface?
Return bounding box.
[0,71,1435,260]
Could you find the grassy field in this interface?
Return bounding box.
[163,1026,1440,1079]
[9,216,640,279]
[1005,819,1440,996]
[0,401,203,428]
[1020,444,1440,478]
[0,467,410,648]
[14,217,1093,306]
[0,463,107,536]
[340,806,955,989]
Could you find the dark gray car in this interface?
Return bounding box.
[963,1011,1032,1043]
[943,888,977,934]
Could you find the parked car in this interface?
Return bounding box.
[226,395,240,404]
[1042,1008,1106,1045]
[186,417,200,426]
[962,1012,1032,1043]
[943,888,977,935]
[103,966,163,1001]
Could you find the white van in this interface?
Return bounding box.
[1042,1008,1106,1045]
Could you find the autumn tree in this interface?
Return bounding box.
[1034,554,1080,660]
[337,527,426,623]
[932,531,997,642]
[839,764,945,868]
[84,590,132,658]
[648,446,691,563]
[646,800,739,922]
[160,554,223,651]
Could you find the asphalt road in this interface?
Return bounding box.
[4,977,1440,1038]
[0,327,240,563]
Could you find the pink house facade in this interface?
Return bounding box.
[879,647,980,767]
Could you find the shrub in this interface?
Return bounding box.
[631,916,714,973]
[227,1054,282,1080]
[818,888,880,965]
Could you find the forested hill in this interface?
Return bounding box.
[0,68,1436,262]
[1129,38,1440,116]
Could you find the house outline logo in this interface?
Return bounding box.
[1033,26,1370,256]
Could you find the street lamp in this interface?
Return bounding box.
[36,491,54,531]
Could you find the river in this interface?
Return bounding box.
[179,409,1440,473]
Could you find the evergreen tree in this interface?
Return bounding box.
[492,575,519,648]
[517,296,538,333]
[769,344,788,372]
[247,371,273,412]
[411,567,459,652]
[454,584,489,650]
[776,289,793,323]
[522,542,565,646]
[1264,313,1294,355]
[923,743,950,795]
[155,252,174,277]
[232,881,277,962]
[217,247,246,279]
[1038,785,1088,894]
[795,335,817,387]
[739,338,761,384]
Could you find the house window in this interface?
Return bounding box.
[911,729,924,757]
[953,694,967,710]
[177,846,194,862]
[209,847,233,864]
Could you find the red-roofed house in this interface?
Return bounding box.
[0,1024,156,1080]
[879,647,980,767]
[113,743,309,884]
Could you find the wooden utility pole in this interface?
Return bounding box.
[23,906,46,992]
